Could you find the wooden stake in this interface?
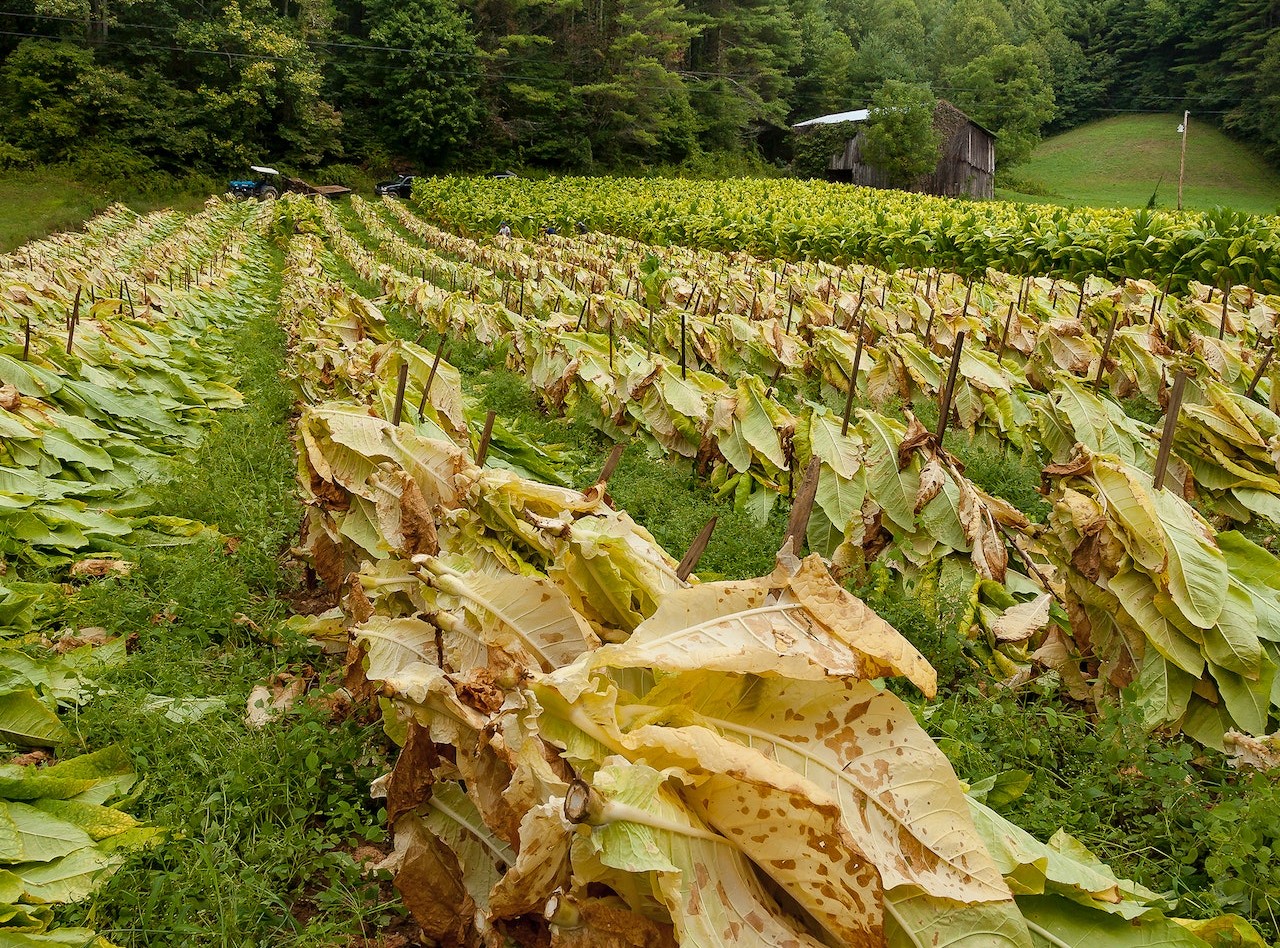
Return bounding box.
[783,457,823,552]
[1075,280,1087,322]
[676,517,718,581]
[841,310,867,437]
[766,361,785,397]
[1152,270,1176,322]
[416,336,448,417]
[936,331,966,443]
[1094,310,1121,388]
[575,298,589,331]
[22,314,31,361]
[391,360,410,426]
[518,281,525,316]
[1153,369,1188,491]
[66,287,81,355]
[993,518,1063,607]
[1218,285,1230,340]
[1245,347,1273,400]
[475,410,497,466]
[842,276,867,333]
[596,443,627,485]
[997,302,1015,365]
[784,296,795,335]
[680,308,687,380]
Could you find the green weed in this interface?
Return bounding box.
[57,274,395,947]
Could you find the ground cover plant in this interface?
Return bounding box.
[3,182,1280,945]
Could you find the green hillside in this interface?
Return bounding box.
[999,114,1280,215]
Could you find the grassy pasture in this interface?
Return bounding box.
[1000,114,1280,215]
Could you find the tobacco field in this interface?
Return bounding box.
[1,181,1279,946]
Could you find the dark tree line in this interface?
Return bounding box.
[0,0,1275,176]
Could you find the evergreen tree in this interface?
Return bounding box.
[686,0,801,150]
[576,0,699,166]
[788,0,857,119]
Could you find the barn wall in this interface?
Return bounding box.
[822,107,995,198]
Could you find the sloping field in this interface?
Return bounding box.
[1005,114,1280,215]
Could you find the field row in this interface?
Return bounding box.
[277,196,1265,947]
[416,176,1280,294]
[1,191,1276,946]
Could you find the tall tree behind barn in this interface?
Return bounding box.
[793,100,996,198]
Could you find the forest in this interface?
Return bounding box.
[0,0,1277,191]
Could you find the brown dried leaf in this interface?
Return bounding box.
[897,414,934,469]
[385,815,480,948]
[550,897,679,948]
[399,473,439,556]
[915,458,946,513]
[1223,729,1280,771]
[387,721,438,823]
[244,674,307,729]
[69,557,134,579]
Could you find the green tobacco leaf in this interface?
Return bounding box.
[1172,914,1270,947]
[1092,463,1166,573]
[0,803,93,864]
[1217,531,1280,643]
[11,845,123,904]
[1200,584,1262,677]
[734,376,788,470]
[0,692,68,748]
[1133,650,1195,730]
[860,410,919,532]
[807,409,861,480]
[814,466,864,530]
[1207,658,1274,736]
[0,927,117,947]
[1018,895,1209,947]
[30,801,139,843]
[885,885,1031,948]
[1149,489,1227,631]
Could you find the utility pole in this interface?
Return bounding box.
[1177,110,1190,211]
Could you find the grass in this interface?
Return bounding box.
[996,114,1280,215]
[0,167,214,254]
[55,255,398,946]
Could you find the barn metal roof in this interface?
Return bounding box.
[791,109,870,128]
[792,103,997,138]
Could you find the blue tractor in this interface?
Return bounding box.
[228,165,281,201]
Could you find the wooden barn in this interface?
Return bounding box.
[793,100,996,199]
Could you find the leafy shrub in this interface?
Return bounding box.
[0,139,32,168]
[791,122,857,179]
[1191,773,1280,940]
